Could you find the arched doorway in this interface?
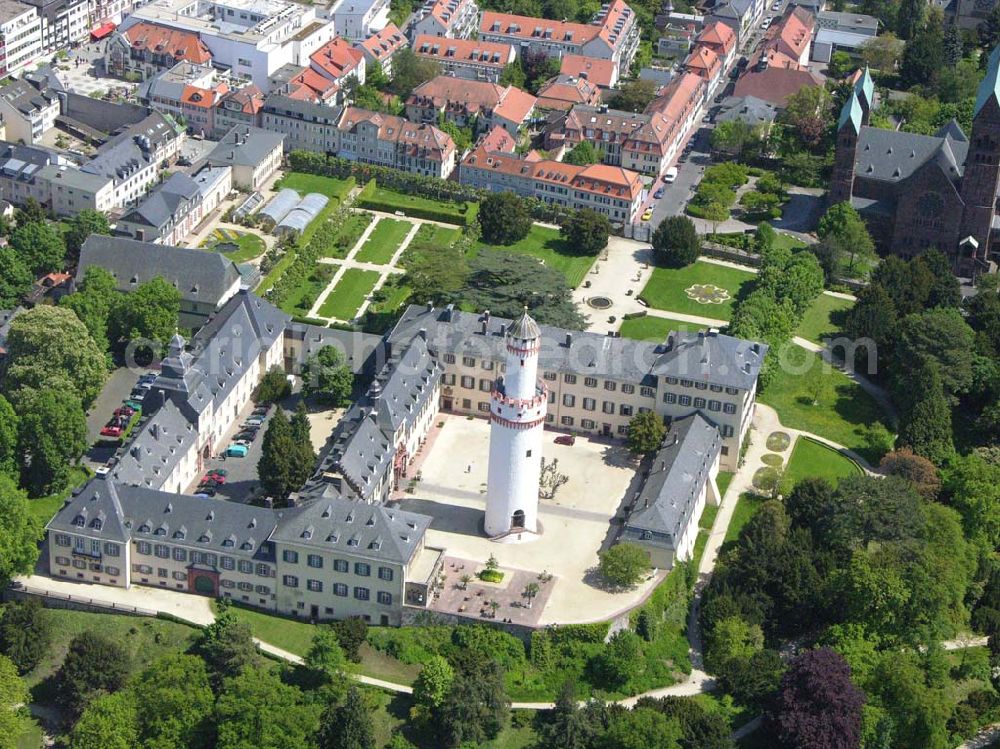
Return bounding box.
[192,573,216,596]
[511,510,525,529]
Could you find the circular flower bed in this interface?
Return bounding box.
[761,453,784,467]
[685,284,731,305]
[766,432,792,452]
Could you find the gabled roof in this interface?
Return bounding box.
[412,34,514,68]
[77,235,241,305]
[853,125,968,184]
[852,65,874,109]
[208,126,285,167]
[118,172,200,230]
[559,54,616,87]
[355,23,406,60]
[625,413,721,544]
[310,37,365,81]
[651,329,767,390]
[732,65,823,106]
[122,22,211,65]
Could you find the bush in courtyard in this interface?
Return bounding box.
[599,543,650,588]
[331,617,368,663]
[560,209,610,255]
[256,366,291,404]
[627,411,666,455]
[651,216,700,268]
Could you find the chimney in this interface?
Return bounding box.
[481,320,487,334]
[500,323,507,336]
[484,310,491,322]
[418,327,427,340]
[425,301,434,312]
[565,332,573,348]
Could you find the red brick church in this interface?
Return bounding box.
[829,61,1000,277]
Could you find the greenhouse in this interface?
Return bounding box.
[275,192,329,237]
[259,188,300,230]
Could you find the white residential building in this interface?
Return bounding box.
[329,0,389,41]
[0,1,42,78]
[0,79,59,145]
[23,0,88,55]
[119,0,339,89]
[410,0,478,39]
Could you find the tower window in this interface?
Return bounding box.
[526,450,532,457]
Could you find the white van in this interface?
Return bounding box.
[663,167,679,183]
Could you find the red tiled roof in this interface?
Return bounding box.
[124,22,211,65]
[733,65,823,106]
[287,67,340,101]
[310,37,365,81]
[356,23,406,60]
[696,21,736,56]
[409,77,535,123]
[221,85,265,115]
[181,82,228,109]
[413,35,514,68]
[536,75,601,110]
[339,107,456,161]
[480,10,599,45]
[685,45,721,79]
[477,125,516,153]
[559,54,616,87]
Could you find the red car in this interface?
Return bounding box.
[100,423,124,438]
[554,435,575,446]
[202,472,227,485]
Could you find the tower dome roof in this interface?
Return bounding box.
[508,307,540,341]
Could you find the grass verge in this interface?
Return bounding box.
[354,218,412,264]
[784,436,862,486]
[471,225,595,288]
[794,293,853,345]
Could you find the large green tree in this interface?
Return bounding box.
[9,221,65,275]
[0,396,17,481]
[652,216,700,268]
[194,606,259,684]
[436,655,509,748]
[896,362,954,464]
[68,691,138,749]
[132,654,214,749]
[60,266,121,354]
[302,345,354,406]
[57,631,130,717]
[0,476,37,587]
[563,141,604,165]
[599,708,682,749]
[626,410,665,455]
[610,79,658,113]
[215,667,320,749]
[387,48,440,97]
[894,308,975,406]
[108,276,181,354]
[0,599,51,674]
[413,655,454,713]
[478,192,531,245]
[598,542,650,588]
[0,654,28,749]
[64,210,111,265]
[0,251,32,308]
[560,209,610,255]
[305,625,347,687]
[319,686,375,749]
[462,250,585,329]
[14,386,88,496]
[403,242,469,305]
[3,305,107,407]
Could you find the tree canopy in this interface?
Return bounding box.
[652,216,700,268]
[478,193,531,245]
[302,345,354,406]
[599,543,650,588]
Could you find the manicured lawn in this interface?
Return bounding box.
[278,263,336,317]
[317,268,380,320]
[795,293,854,345]
[23,609,198,691]
[619,314,716,342]
[639,261,756,319]
[275,172,355,202]
[757,344,888,463]
[699,504,719,530]
[354,218,412,264]
[27,466,90,526]
[773,232,806,251]
[472,225,595,288]
[723,493,765,546]
[315,212,373,259]
[359,186,478,226]
[784,436,862,487]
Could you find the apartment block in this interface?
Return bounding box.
[412,34,514,82]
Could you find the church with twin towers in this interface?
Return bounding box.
[830,53,1000,277]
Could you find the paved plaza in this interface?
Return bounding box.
[396,414,660,626]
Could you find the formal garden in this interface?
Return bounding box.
[638,261,756,319]
[198,228,267,263]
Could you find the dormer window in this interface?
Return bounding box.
[90,518,102,530]
[73,515,85,527]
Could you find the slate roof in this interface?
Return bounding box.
[715,95,778,127]
[854,125,968,184]
[77,235,241,306]
[0,79,58,116]
[651,329,767,391]
[283,322,382,375]
[624,413,721,546]
[388,305,766,390]
[46,478,130,543]
[269,496,431,564]
[112,399,200,488]
[302,334,440,501]
[208,126,285,168]
[119,172,200,230]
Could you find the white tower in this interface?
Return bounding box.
[484,308,547,539]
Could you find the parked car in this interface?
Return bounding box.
[207,468,228,478]
[554,435,576,446]
[252,406,270,417]
[194,490,215,498]
[113,406,135,418]
[138,374,157,385]
[226,444,249,458]
[100,423,124,438]
[235,430,257,442]
[200,474,225,486]
[129,389,146,403]
[123,399,143,412]
[654,187,664,199]
[641,208,653,221]
[245,415,265,426]
[663,167,679,183]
